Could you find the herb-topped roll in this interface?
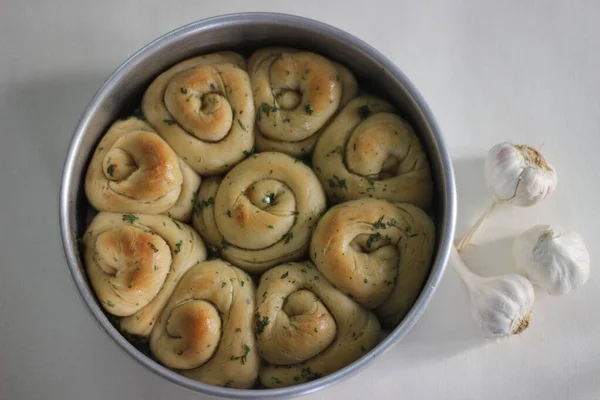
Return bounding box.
[309,199,435,327]
[142,52,255,175]
[85,117,201,221]
[192,152,326,274]
[150,259,259,388]
[255,262,380,388]
[249,47,358,157]
[83,212,206,338]
[312,96,433,208]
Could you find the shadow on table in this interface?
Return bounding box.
[5,72,110,186]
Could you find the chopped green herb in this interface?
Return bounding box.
[366,232,381,248]
[304,102,313,115]
[180,87,188,94]
[281,232,294,244]
[243,148,255,157]
[107,164,116,176]
[226,210,232,217]
[260,102,279,116]
[373,216,386,229]
[235,328,241,332]
[328,175,347,190]
[149,243,159,253]
[268,225,274,229]
[172,219,182,230]
[105,300,115,307]
[237,119,247,131]
[314,276,320,280]
[367,178,375,187]
[221,239,230,250]
[174,240,182,254]
[177,349,183,355]
[255,314,270,334]
[240,280,245,287]
[271,377,282,384]
[314,328,318,333]
[122,214,138,224]
[363,278,368,284]
[163,119,176,126]
[262,192,276,206]
[193,197,214,212]
[98,146,104,152]
[387,218,397,227]
[221,281,227,288]
[280,271,289,279]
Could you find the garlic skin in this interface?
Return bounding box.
[513,225,590,296]
[451,247,535,337]
[484,142,557,206]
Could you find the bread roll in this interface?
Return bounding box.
[83,212,206,337]
[310,199,435,327]
[142,52,254,175]
[256,262,380,388]
[192,152,326,273]
[312,96,433,208]
[250,47,358,156]
[150,259,259,388]
[85,117,200,221]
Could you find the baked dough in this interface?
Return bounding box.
[250,47,358,156]
[309,199,435,327]
[312,95,433,208]
[83,212,206,337]
[256,262,380,388]
[142,52,254,175]
[84,117,201,221]
[150,259,259,388]
[192,152,326,273]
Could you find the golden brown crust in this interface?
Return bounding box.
[84,117,200,221]
[191,152,326,273]
[150,259,259,388]
[142,52,255,175]
[312,95,433,208]
[83,212,207,337]
[309,199,435,327]
[256,262,380,388]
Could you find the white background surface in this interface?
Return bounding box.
[1,1,599,399]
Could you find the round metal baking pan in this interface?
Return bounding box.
[59,12,456,399]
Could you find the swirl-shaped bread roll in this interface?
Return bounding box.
[192,152,326,273]
[85,117,201,221]
[150,259,259,388]
[142,52,255,175]
[312,96,433,208]
[83,212,206,337]
[310,199,435,327]
[249,47,358,157]
[255,262,380,388]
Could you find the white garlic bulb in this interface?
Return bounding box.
[456,142,557,253]
[451,247,535,337]
[485,142,557,206]
[513,225,590,296]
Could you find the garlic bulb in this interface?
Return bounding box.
[485,142,557,206]
[451,247,535,337]
[513,225,590,296]
[456,142,557,252]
